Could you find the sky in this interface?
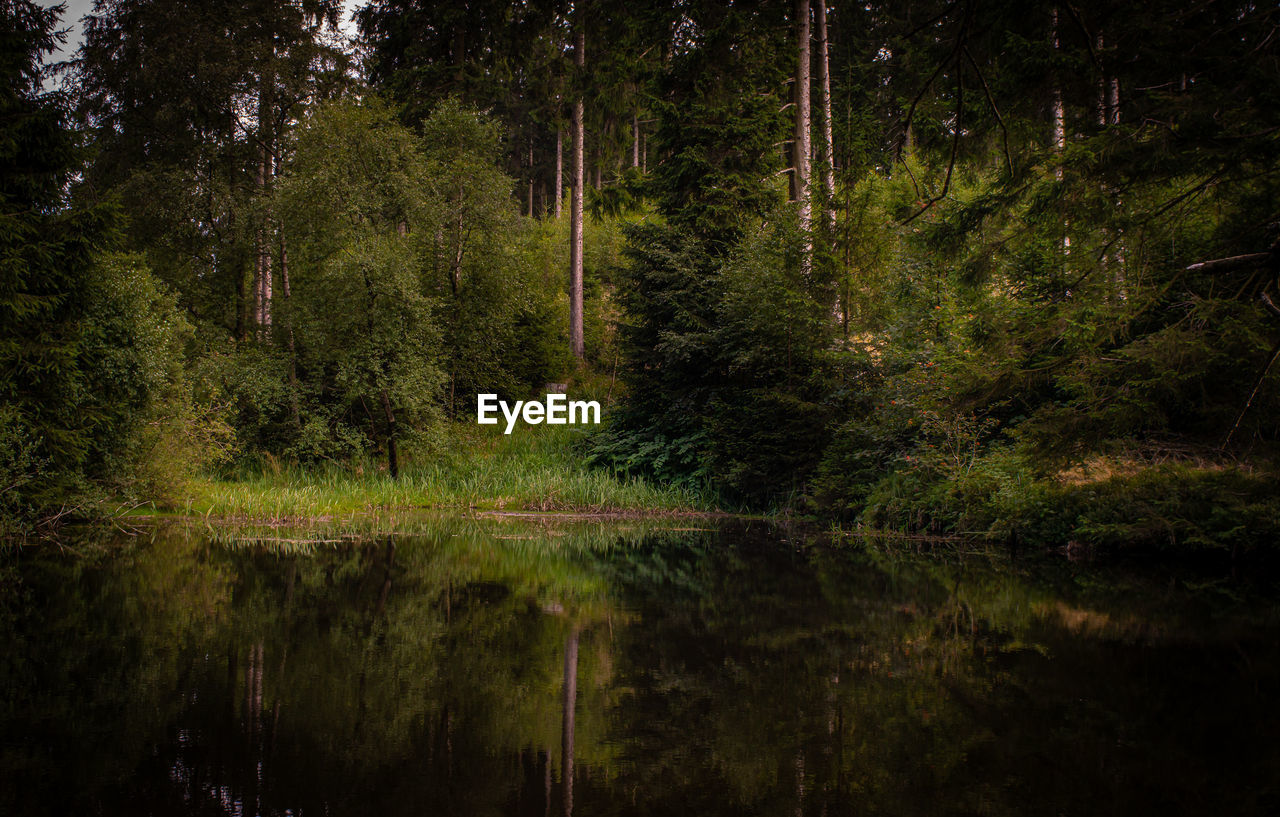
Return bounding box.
[42,0,364,63]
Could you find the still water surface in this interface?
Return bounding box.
[2,516,1278,815]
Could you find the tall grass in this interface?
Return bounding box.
[177,423,715,520]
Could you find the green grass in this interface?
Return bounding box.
[170,423,715,521]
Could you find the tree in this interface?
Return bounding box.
[74,0,348,340]
[794,0,812,271]
[416,99,560,408]
[569,25,586,361]
[1,1,200,520]
[814,0,836,239]
[279,99,444,477]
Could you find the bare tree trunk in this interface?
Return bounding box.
[451,207,464,295]
[1095,33,1107,126]
[570,28,586,361]
[235,259,247,342]
[632,112,640,167]
[280,227,300,427]
[380,389,400,479]
[254,145,273,334]
[815,0,836,239]
[795,0,813,273]
[1051,6,1069,254]
[555,126,563,219]
[230,100,246,343]
[1093,32,1121,126]
[254,55,274,338]
[841,173,854,338]
[1052,90,1065,166]
[1094,30,1124,296]
[527,135,535,217]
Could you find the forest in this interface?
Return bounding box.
[3,0,1280,552]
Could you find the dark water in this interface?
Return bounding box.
[2,516,1278,816]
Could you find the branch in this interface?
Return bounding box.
[1223,337,1280,449]
[897,0,974,161]
[897,57,951,162]
[1062,1,1102,70]
[1185,251,1273,275]
[902,0,961,40]
[1262,290,1280,320]
[963,45,1012,175]
[902,54,964,225]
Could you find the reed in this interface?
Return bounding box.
[177,424,714,520]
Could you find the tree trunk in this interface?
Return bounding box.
[632,111,640,168]
[235,259,247,342]
[280,227,300,427]
[1095,33,1107,126]
[555,126,563,219]
[1050,6,1069,254]
[795,0,813,273]
[527,135,535,217]
[380,389,399,479]
[451,207,464,296]
[254,94,273,337]
[1051,7,1065,178]
[570,28,586,361]
[815,0,836,239]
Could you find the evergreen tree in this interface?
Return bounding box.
[1,1,193,520]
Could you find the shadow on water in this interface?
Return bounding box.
[2,514,1278,816]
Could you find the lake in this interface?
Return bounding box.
[2,515,1277,815]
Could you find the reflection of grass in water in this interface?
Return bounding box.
[831,532,1280,646]
[166,424,714,520]
[185,511,707,614]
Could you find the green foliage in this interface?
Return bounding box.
[600,209,844,505]
[0,4,222,526]
[646,1,791,247]
[1,3,115,496]
[74,0,350,339]
[79,253,233,502]
[268,97,579,470]
[184,424,711,518]
[279,97,445,467]
[0,406,45,536]
[14,0,1275,551]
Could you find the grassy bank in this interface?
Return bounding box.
[167,423,714,521]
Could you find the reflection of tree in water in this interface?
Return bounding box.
[1,519,1279,816]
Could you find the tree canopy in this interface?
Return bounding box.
[1,0,1276,548]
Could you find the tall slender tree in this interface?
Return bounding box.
[795,0,813,272]
[569,25,586,361]
[815,0,836,239]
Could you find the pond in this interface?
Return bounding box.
[2,515,1278,816]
